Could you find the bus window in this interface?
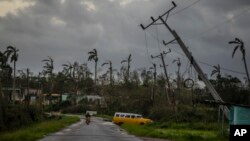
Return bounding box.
[131,115,135,118]
[125,115,130,118]
[115,114,120,117]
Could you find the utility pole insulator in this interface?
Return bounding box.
[172,1,177,7]
[163,40,167,46]
[140,24,145,30]
[151,16,155,22]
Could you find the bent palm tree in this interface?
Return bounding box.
[229,38,250,86]
[102,60,113,86]
[211,64,221,79]
[4,46,19,102]
[62,62,73,78]
[42,56,54,105]
[121,54,132,83]
[88,49,98,86]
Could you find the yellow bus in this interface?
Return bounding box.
[112,112,153,125]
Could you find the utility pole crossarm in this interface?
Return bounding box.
[140,1,177,30]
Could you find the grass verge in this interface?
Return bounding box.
[0,116,80,141]
[95,114,113,121]
[121,122,228,141]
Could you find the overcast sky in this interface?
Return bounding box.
[0,0,249,82]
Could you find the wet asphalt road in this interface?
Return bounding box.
[39,117,143,141]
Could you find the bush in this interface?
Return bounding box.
[0,104,44,131]
[148,104,218,123]
[61,104,86,114]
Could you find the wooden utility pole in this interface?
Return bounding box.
[140,1,229,118]
[151,49,172,105]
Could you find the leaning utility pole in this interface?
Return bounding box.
[151,49,172,105]
[140,1,229,118]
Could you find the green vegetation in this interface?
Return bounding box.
[0,116,80,141]
[96,114,113,121]
[122,122,228,141]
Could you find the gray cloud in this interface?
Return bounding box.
[0,0,249,80]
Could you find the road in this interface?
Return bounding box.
[39,117,143,141]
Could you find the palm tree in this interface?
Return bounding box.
[211,64,221,78]
[42,56,54,105]
[0,51,8,67]
[88,49,98,86]
[173,58,181,90]
[229,38,250,86]
[102,60,114,86]
[62,62,73,78]
[121,54,132,83]
[4,46,19,102]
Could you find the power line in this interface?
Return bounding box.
[198,61,246,75]
[170,0,201,17]
[144,31,154,64]
[136,1,248,76]
[187,6,250,40]
[144,28,246,76]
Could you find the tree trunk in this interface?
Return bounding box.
[12,61,16,103]
[95,61,97,86]
[243,57,250,86]
[243,57,250,105]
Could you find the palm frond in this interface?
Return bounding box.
[232,45,239,58]
[211,70,217,77]
[240,44,245,54]
[229,41,238,44]
[6,46,15,51]
[88,51,95,55]
[88,55,95,61]
[42,59,50,62]
[235,38,241,43]
[102,62,108,67]
[121,60,127,64]
[128,54,132,61]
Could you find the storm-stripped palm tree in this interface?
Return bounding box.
[0,51,12,76]
[229,38,250,86]
[88,49,98,86]
[62,62,73,78]
[173,58,181,88]
[102,60,114,86]
[4,46,19,102]
[121,54,132,83]
[211,64,221,79]
[42,56,54,105]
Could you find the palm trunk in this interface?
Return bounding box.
[12,61,16,103]
[243,57,250,86]
[243,57,250,105]
[110,69,112,86]
[95,61,97,86]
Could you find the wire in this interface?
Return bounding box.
[136,1,248,76]
[170,0,201,17]
[187,6,250,40]
[198,61,246,75]
[144,31,154,64]
[155,26,162,52]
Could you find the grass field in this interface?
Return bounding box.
[121,122,229,141]
[0,116,80,141]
